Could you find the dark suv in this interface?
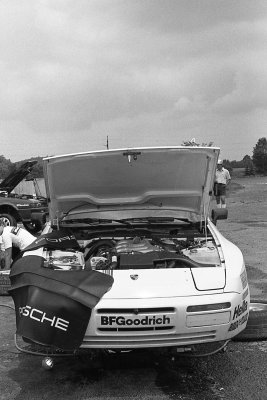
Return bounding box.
[0,161,47,233]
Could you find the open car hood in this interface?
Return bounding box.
[43,147,220,223]
[0,161,37,194]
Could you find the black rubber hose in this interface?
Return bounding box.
[84,239,115,261]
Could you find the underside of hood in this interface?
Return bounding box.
[43,147,220,223]
[0,161,37,193]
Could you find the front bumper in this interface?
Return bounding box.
[81,290,250,349]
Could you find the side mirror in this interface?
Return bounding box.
[211,208,228,225]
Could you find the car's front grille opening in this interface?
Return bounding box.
[98,326,174,332]
[82,330,218,348]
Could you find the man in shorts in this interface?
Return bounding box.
[0,219,36,269]
[214,159,231,208]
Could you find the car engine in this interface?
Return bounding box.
[80,235,221,270]
[40,232,221,271]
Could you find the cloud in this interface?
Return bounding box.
[0,0,267,161]
[212,60,267,114]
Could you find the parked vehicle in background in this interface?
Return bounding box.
[0,161,47,233]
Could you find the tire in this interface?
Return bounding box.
[233,301,267,341]
[0,213,17,226]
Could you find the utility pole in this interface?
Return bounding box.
[106,135,109,150]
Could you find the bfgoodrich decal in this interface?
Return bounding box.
[101,315,171,327]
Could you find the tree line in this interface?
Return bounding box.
[221,137,267,176]
[182,137,267,176]
[0,137,267,179]
[0,156,45,180]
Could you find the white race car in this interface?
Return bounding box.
[12,146,250,357]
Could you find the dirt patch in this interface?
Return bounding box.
[228,182,245,193]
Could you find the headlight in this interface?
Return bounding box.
[186,312,231,327]
[31,202,42,208]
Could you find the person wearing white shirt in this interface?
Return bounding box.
[0,220,36,269]
[214,159,231,208]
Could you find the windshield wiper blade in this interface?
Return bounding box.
[121,217,190,224]
[62,218,133,226]
[63,202,95,217]
[62,218,112,224]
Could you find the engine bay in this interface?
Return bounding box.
[41,231,221,271]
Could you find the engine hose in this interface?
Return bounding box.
[84,239,116,261]
[151,236,179,252]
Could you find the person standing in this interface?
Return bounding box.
[214,159,231,208]
[0,220,36,269]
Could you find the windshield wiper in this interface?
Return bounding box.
[119,217,190,224]
[148,217,190,223]
[62,202,95,217]
[61,218,133,226]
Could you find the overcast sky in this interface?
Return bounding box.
[1,0,267,162]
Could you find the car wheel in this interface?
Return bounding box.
[0,213,17,226]
[24,220,43,234]
[233,301,267,341]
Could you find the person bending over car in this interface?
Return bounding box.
[0,219,36,269]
